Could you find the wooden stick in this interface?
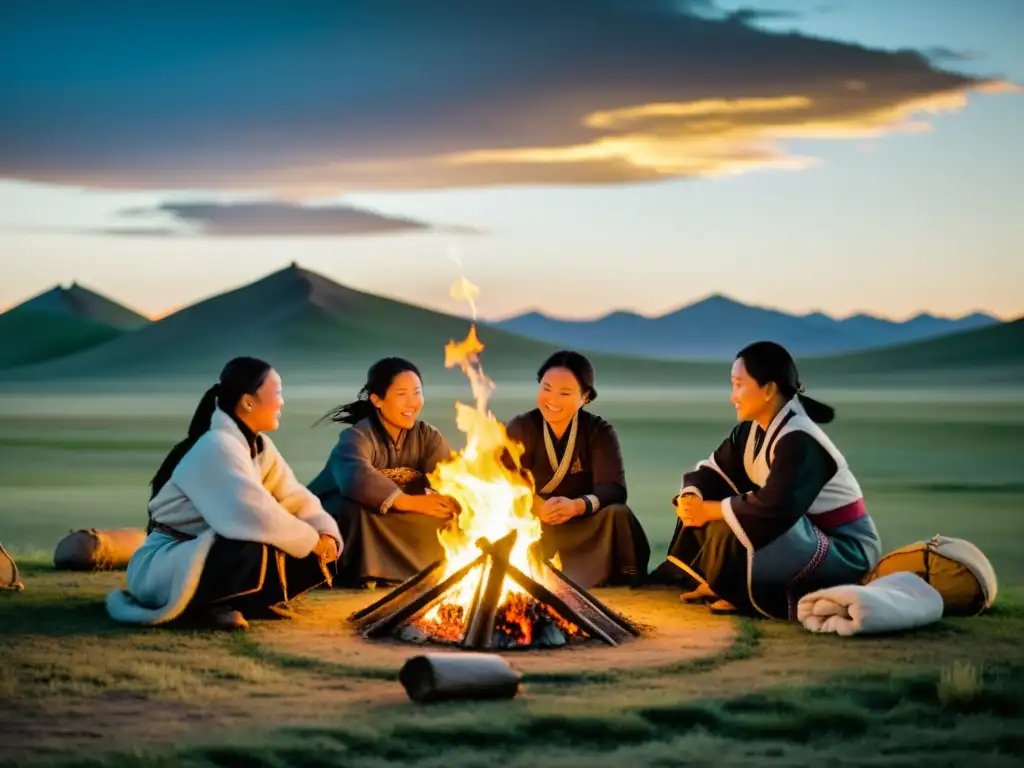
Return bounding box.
[348,558,445,623]
[474,538,617,646]
[461,531,518,649]
[542,560,640,637]
[361,552,488,638]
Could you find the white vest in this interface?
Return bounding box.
[743,398,862,515]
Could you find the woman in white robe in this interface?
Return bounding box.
[106,357,342,630]
[654,341,882,619]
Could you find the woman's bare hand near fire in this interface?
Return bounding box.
[395,492,459,518]
[537,496,584,525]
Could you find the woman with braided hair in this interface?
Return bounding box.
[107,357,341,630]
[660,341,882,619]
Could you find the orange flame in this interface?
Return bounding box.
[422,280,542,620]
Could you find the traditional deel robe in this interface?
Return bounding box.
[106,409,341,625]
[306,415,454,585]
[663,397,882,619]
[505,408,651,588]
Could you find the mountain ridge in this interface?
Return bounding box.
[13,282,150,329]
[490,292,1001,359]
[0,282,151,369]
[1,264,1018,388]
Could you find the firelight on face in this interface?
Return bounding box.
[730,357,773,424]
[537,367,585,427]
[373,370,424,431]
[245,369,284,432]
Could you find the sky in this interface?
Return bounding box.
[1,0,1021,323]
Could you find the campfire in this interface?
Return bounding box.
[350,280,638,650]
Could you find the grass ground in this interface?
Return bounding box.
[1,384,1023,765]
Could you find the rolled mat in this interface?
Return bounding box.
[53,528,147,571]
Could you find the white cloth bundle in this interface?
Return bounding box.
[797,572,944,636]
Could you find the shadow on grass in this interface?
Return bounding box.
[16,662,1023,767]
[0,589,133,638]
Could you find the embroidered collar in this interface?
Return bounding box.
[540,410,579,495]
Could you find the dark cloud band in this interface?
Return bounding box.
[0,0,1015,194]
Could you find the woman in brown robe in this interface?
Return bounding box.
[504,351,651,588]
[306,357,460,586]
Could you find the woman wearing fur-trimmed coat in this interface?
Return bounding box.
[106,357,342,631]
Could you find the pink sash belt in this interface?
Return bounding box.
[811,498,866,530]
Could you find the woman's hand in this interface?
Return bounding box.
[675,496,723,528]
[313,534,340,562]
[537,496,585,525]
[394,492,459,518]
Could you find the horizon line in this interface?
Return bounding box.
[1,261,1020,326]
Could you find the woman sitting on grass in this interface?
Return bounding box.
[106,357,342,631]
[660,341,882,619]
[306,357,459,587]
[504,351,651,588]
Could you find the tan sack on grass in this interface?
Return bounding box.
[53,527,147,571]
[1,543,25,590]
[865,534,997,616]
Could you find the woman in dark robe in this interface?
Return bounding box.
[306,357,460,586]
[107,357,342,631]
[504,351,651,588]
[657,341,882,619]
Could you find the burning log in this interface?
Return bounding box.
[462,531,518,649]
[349,529,638,650]
[354,553,489,639]
[399,653,522,703]
[540,560,641,638]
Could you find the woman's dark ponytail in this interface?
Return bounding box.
[148,358,271,503]
[314,357,422,428]
[314,395,377,427]
[149,384,221,500]
[795,392,835,425]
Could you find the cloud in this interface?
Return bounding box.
[0,0,1016,195]
[92,201,478,237]
[921,46,980,64]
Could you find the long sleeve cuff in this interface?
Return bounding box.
[380,488,402,514]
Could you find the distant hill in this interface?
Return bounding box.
[491,294,1000,360]
[15,283,149,330]
[0,283,150,370]
[2,264,721,386]
[2,266,1017,391]
[804,316,1024,379]
[0,308,127,370]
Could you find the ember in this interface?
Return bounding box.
[348,276,638,650]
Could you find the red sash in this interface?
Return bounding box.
[811,498,866,530]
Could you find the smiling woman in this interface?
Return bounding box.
[504,351,651,588]
[657,341,883,620]
[106,357,342,631]
[306,357,461,587]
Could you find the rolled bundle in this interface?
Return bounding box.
[398,653,522,704]
[0,543,24,590]
[53,528,147,571]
